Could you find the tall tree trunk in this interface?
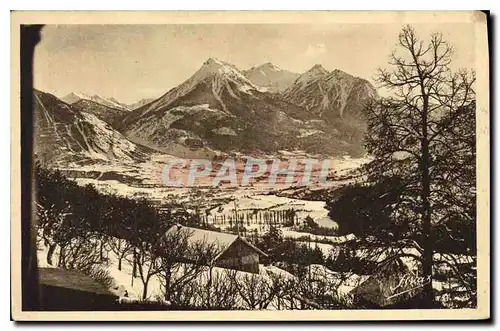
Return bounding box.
[118,254,123,271]
[132,248,137,277]
[100,239,104,262]
[421,96,434,308]
[58,245,66,268]
[206,267,213,308]
[164,268,172,302]
[46,243,57,266]
[142,276,149,300]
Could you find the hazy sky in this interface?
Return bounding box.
[34,23,476,104]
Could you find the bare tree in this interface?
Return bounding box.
[230,272,275,310]
[35,202,71,265]
[267,272,298,310]
[156,227,224,305]
[108,237,134,271]
[196,269,239,309]
[197,243,226,308]
[61,234,101,271]
[364,25,476,306]
[134,240,162,300]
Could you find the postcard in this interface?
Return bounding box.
[11,10,490,321]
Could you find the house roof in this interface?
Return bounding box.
[38,267,118,297]
[165,224,268,258]
[237,236,268,257]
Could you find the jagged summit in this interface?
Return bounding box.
[193,58,255,86]
[283,63,376,120]
[258,62,281,71]
[202,57,228,69]
[306,64,329,75]
[294,64,329,86]
[60,92,83,104]
[61,92,130,111]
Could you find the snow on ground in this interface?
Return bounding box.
[307,264,370,298]
[73,177,191,201]
[36,236,302,308]
[207,194,338,232]
[36,235,368,309]
[36,233,474,309]
[54,154,368,242]
[79,112,140,162]
[282,229,355,244]
[102,249,301,308]
[298,129,324,138]
[313,217,339,229]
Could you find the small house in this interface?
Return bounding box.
[165,225,268,274]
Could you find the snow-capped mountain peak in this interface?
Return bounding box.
[194,58,257,87]
[243,63,300,93]
[203,57,225,68]
[309,64,328,72]
[291,64,330,87]
[138,58,262,115]
[61,92,131,111]
[283,64,376,120]
[259,62,281,71]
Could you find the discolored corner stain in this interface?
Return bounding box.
[472,11,488,24]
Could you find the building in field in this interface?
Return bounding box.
[165,224,268,274]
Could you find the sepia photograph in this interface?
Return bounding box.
[10,11,490,321]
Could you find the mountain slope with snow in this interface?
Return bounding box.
[243,63,300,93]
[280,66,377,155]
[127,98,156,110]
[34,89,147,166]
[61,92,131,112]
[71,99,129,128]
[283,66,377,121]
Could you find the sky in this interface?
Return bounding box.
[34,23,476,104]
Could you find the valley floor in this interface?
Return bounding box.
[40,153,474,309]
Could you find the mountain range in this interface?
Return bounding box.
[61,92,132,112]
[35,58,376,164]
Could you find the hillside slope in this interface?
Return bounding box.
[34,89,147,166]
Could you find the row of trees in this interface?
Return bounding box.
[200,208,298,229]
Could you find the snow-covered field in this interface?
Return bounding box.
[53,154,371,239]
[36,238,361,309]
[282,229,355,244]
[206,194,338,231]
